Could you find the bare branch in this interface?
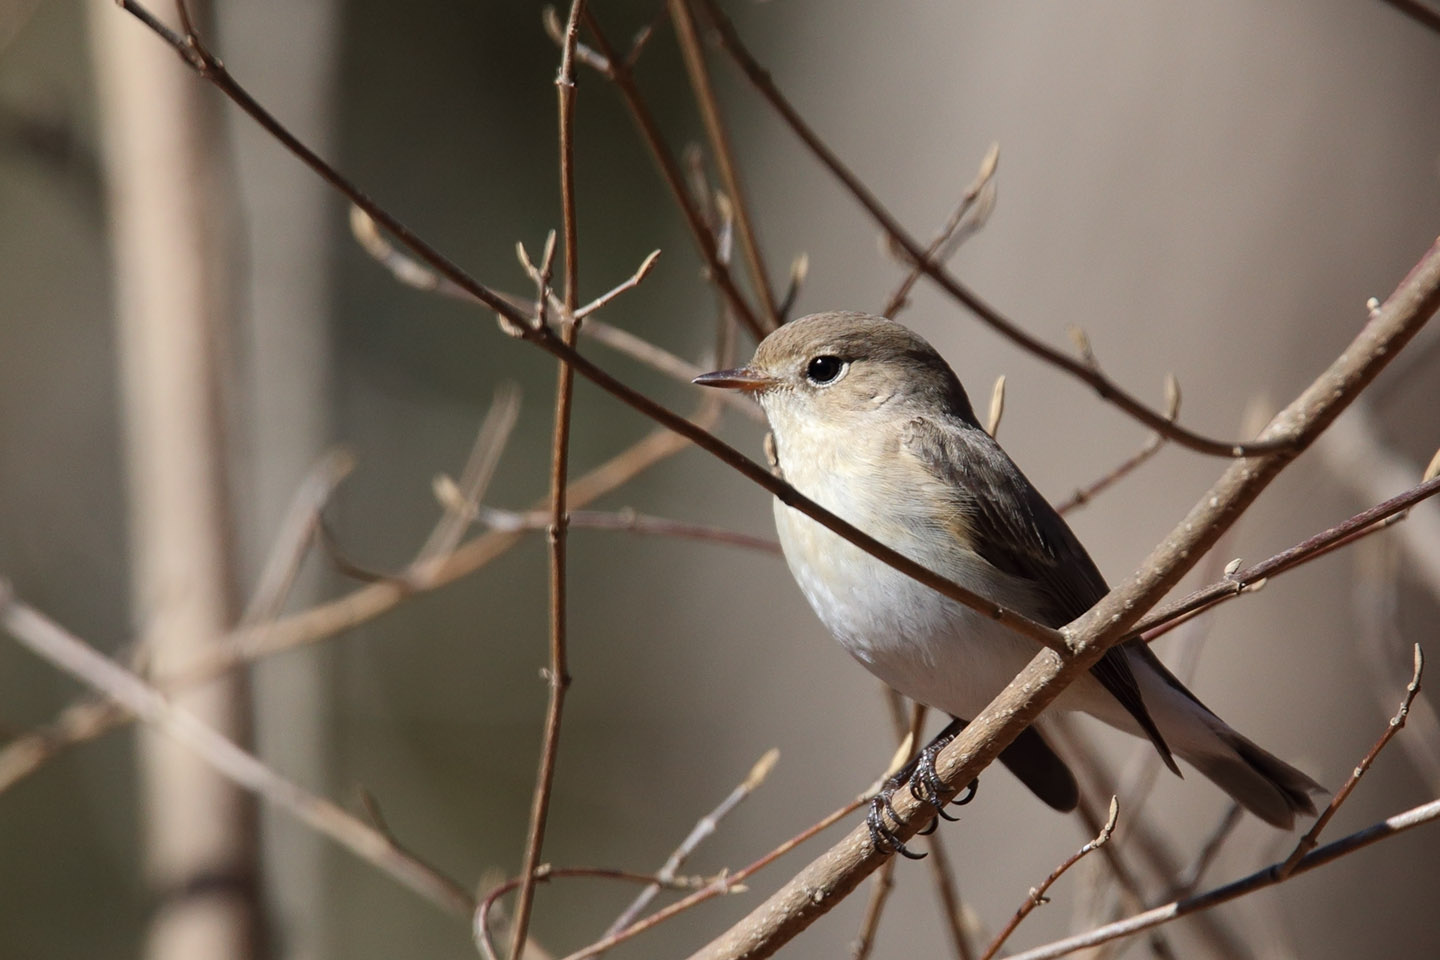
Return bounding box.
[882,142,999,319]
[979,797,1119,960]
[691,0,1301,458]
[1135,471,1440,638]
[409,385,521,587]
[668,0,779,329]
[477,866,725,960]
[473,505,781,554]
[1056,377,1179,514]
[1277,644,1424,879]
[0,588,473,917]
[684,238,1440,959]
[509,3,588,951]
[606,750,780,939]
[0,409,718,798]
[578,7,767,340]
[1005,797,1440,960]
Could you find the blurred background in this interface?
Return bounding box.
[2,1,1439,958]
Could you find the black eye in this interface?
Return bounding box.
[805,355,845,384]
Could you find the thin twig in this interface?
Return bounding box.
[472,505,781,554]
[1354,542,1440,790]
[850,858,898,960]
[477,866,723,960]
[881,142,999,319]
[1135,472,1440,637]
[579,6,766,340]
[1277,644,1424,879]
[668,0,778,329]
[1169,803,1244,900]
[1056,375,1180,515]
[559,797,867,960]
[408,385,521,587]
[350,209,761,419]
[117,0,1073,656]
[0,588,473,917]
[682,236,1440,960]
[980,796,1119,960]
[606,749,780,938]
[0,408,718,798]
[508,4,587,954]
[691,0,1295,458]
[1004,795,1440,960]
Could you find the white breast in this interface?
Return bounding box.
[768,422,1052,721]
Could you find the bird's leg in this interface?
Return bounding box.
[866,716,978,858]
[909,718,979,818]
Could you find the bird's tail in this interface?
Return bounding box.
[1132,647,1324,829]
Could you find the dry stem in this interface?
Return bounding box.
[691,0,1291,458]
[979,796,1119,960]
[683,240,1440,959]
[0,588,473,917]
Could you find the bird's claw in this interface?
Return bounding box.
[865,723,980,858]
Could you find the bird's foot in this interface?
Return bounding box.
[866,725,979,859]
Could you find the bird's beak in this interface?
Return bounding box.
[692,367,775,393]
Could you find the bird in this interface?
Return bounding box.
[694,311,1321,851]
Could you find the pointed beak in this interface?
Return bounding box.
[692,366,775,393]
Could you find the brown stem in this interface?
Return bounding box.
[669,0,779,330]
[979,797,1118,960]
[580,6,767,341]
[0,589,474,917]
[683,240,1440,959]
[1005,795,1440,960]
[1277,644,1424,879]
[690,0,1297,459]
[1135,472,1440,637]
[508,5,585,955]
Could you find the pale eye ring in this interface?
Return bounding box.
[805,355,846,384]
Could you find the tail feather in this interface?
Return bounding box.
[1121,644,1325,829]
[1180,725,1323,829]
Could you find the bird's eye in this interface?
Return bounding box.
[805,355,846,384]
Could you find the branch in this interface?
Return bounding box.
[979,797,1119,960]
[472,505,781,554]
[0,412,714,798]
[1008,655,1435,960]
[684,239,1440,959]
[1135,470,1440,638]
[113,0,1070,656]
[508,3,587,952]
[576,6,768,340]
[668,0,779,329]
[691,0,1297,458]
[0,587,473,917]
[1276,644,1424,879]
[605,749,779,939]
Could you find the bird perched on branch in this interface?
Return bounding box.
[696,312,1320,855]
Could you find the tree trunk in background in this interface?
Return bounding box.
[89,5,262,960]
[221,1,339,956]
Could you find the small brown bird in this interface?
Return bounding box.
[697,312,1321,847]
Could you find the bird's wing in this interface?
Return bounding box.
[902,416,1179,773]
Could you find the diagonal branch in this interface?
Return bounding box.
[113,0,1068,655]
[684,238,1440,959]
[691,0,1298,459]
[669,0,779,330]
[0,587,474,917]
